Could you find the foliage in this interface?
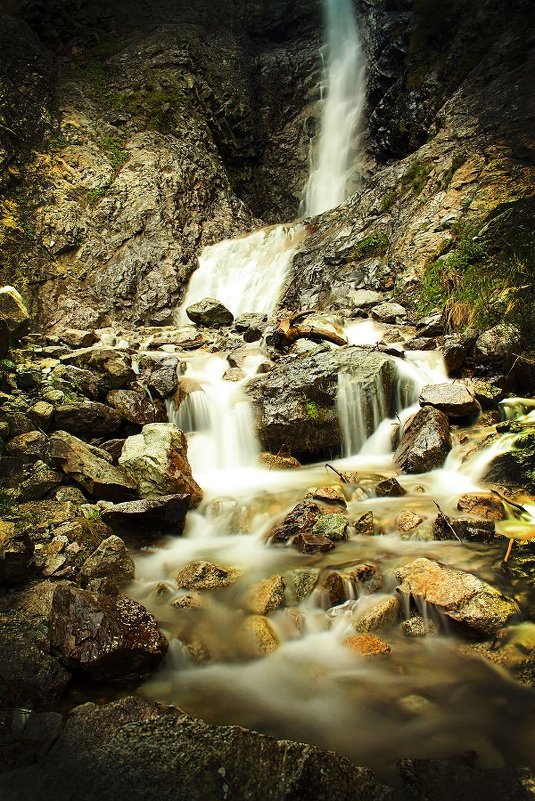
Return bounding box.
[98,136,128,168]
[353,232,389,259]
[304,401,320,421]
[86,185,110,201]
[381,191,398,213]
[401,160,431,196]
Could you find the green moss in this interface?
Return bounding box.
[304,401,320,420]
[401,159,432,196]
[353,232,389,259]
[98,136,128,168]
[381,191,399,213]
[86,185,110,201]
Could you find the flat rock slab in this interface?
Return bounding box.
[395,557,520,635]
[419,383,481,418]
[100,494,190,536]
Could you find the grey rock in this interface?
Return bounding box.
[55,401,122,438]
[60,348,134,391]
[186,298,234,327]
[394,407,452,473]
[371,302,406,323]
[0,286,30,338]
[79,535,135,587]
[419,383,481,418]
[474,324,522,365]
[100,494,190,537]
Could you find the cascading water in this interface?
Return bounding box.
[303,0,366,216]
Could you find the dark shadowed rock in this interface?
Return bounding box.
[19,460,63,500]
[394,407,451,473]
[0,318,9,358]
[482,427,535,493]
[79,536,135,588]
[419,384,481,418]
[186,297,234,327]
[0,522,34,585]
[100,495,190,537]
[107,389,166,425]
[266,500,323,545]
[375,477,406,497]
[49,585,167,681]
[55,401,122,438]
[5,430,47,463]
[293,532,336,554]
[60,348,134,390]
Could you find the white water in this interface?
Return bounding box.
[179,225,305,321]
[303,0,366,216]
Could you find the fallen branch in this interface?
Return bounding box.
[325,463,349,483]
[433,502,462,542]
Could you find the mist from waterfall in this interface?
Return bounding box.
[303,0,366,217]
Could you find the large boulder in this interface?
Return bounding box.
[107,389,166,425]
[395,558,520,635]
[48,431,137,501]
[0,521,34,585]
[0,286,30,338]
[119,424,202,507]
[394,407,452,473]
[60,348,134,391]
[186,297,234,327]
[0,696,390,801]
[79,535,135,588]
[419,383,481,418]
[246,347,395,459]
[100,494,190,537]
[49,585,168,681]
[54,401,122,438]
[474,323,522,366]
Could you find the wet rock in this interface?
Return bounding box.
[394,407,452,473]
[79,535,135,588]
[48,431,137,501]
[55,401,122,438]
[371,302,406,323]
[0,522,34,584]
[354,511,375,536]
[222,367,246,382]
[244,615,280,656]
[119,423,202,506]
[20,460,63,500]
[375,477,406,497]
[310,486,347,507]
[146,365,178,400]
[347,564,383,595]
[404,337,436,351]
[293,532,336,554]
[60,348,134,391]
[267,500,323,545]
[286,567,320,603]
[50,365,101,400]
[172,592,203,610]
[482,427,535,493]
[442,334,471,375]
[401,616,440,637]
[0,286,30,338]
[459,378,503,409]
[5,430,48,463]
[395,557,520,635]
[58,329,98,349]
[419,383,481,418]
[246,575,285,615]
[457,493,505,521]
[416,313,444,337]
[246,347,395,459]
[474,323,522,366]
[175,561,241,591]
[273,312,348,349]
[186,298,234,327]
[106,389,165,425]
[100,495,190,537]
[353,595,401,633]
[234,313,268,343]
[49,585,167,680]
[397,510,425,533]
[343,634,391,657]
[312,513,348,541]
[28,400,55,430]
[259,452,301,470]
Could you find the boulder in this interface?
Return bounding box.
[55,402,122,438]
[395,557,520,635]
[50,365,101,399]
[186,297,234,327]
[146,366,178,399]
[244,615,280,656]
[234,313,268,342]
[107,389,166,425]
[58,329,98,348]
[293,532,336,554]
[119,424,202,506]
[0,286,30,338]
[375,477,406,497]
[49,585,168,680]
[394,407,452,473]
[312,513,348,541]
[267,500,323,545]
[28,400,55,430]
[352,595,401,633]
[60,348,134,390]
[442,334,471,375]
[482,427,535,493]
[245,575,285,615]
[100,495,190,537]
[79,535,135,588]
[5,430,48,462]
[474,323,522,366]
[246,347,395,459]
[343,634,391,657]
[175,561,241,591]
[457,493,505,521]
[419,383,481,418]
[20,460,63,500]
[285,567,320,603]
[0,521,34,584]
[48,431,137,501]
[370,302,406,323]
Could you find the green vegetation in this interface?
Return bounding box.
[401,160,431,196]
[87,185,110,201]
[381,190,398,213]
[353,232,389,259]
[304,401,320,421]
[98,136,128,168]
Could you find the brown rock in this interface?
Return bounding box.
[375,477,406,497]
[394,407,452,473]
[5,430,47,462]
[266,500,322,545]
[0,521,34,584]
[352,595,401,633]
[354,511,375,536]
[396,510,425,533]
[343,633,391,657]
[244,615,280,656]
[79,535,135,587]
[55,401,122,438]
[175,561,241,591]
[457,493,505,521]
[419,383,481,418]
[246,575,285,615]
[107,389,166,425]
[100,495,190,537]
[292,532,336,554]
[259,452,301,470]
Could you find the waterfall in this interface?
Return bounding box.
[303,0,366,217]
[336,371,390,457]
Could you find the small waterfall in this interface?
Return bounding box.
[178,225,304,321]
[303,0,366,217]
[337,371,390,457]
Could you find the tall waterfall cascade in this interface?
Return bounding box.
[303,0,366,216]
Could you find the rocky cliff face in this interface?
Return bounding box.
[0,0,533,337]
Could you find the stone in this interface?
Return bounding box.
[186,297,234,327]
[370,302,406,323]
[175,561,241,591]
[244,615,280,656]
[79,535,135,587]
[60,348,134,391]
[352,595,401,633]
[259,452,301,470]
[246,347,395,460]
[395,558,520,635]
[457,493,505,521]
[245,575,285,615]
[415,313,444,337]
[419,383,481,418]
[396,510,425,533]
[310,486,347,506]
[107,389,166,425]
[48,431,137,501]
[482,427,535,493]
[58,329,98,348]
[49,585,168,680]
[394,407,452,473]
[223,367,245,382]
[374,477,406,497]
[100,495,190,537]
[0,286,30,338]
[0,521,34,584]
[147,366,178,399]
[16,369,42,389]
[312,513,348,541]
[442,334,470,375]
[286,567,320,603]
[234,313,268,342]
[474,323,522,365]
[346,563,383,595]
[172,593,203,610]
[343,634,391,657]
[292,532,336,554]
[119,423,202,506]
[50,365,101,400]
[460,378,503,409]
[20,460,63,500]
[28,400,55,430]
[266,500,323,545]
[401,616,440,637]
[354,511,375,536]
[348,289,385,309]
[55,401,122,438]
[5,430,48,462]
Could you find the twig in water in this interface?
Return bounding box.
[325,463,349,483]
[503,538,515,563]
[433,502,462,541]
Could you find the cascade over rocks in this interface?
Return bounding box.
[246,347,395,459]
